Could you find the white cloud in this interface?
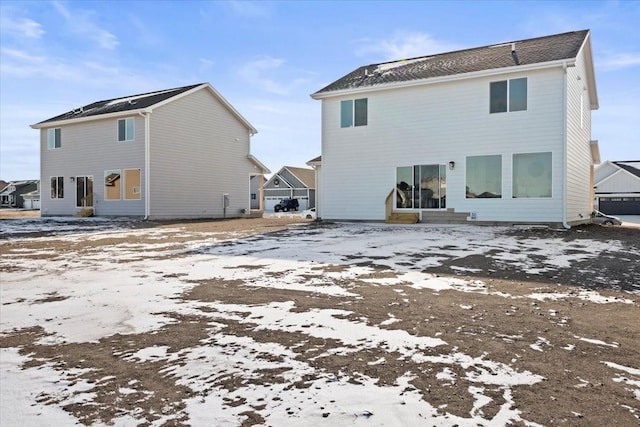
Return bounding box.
[199,58,214,73]
[52,1,119,50]
[0,47,45,64]
[238,56,313,96]
[598,53,640,71]
[0,13,45,39]
[355,31,460,62]
[224,0,273,18]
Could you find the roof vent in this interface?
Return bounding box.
[511,43,520,65]
[128,100,136,105]
[73,106,84,114]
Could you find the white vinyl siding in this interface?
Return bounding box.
[40,116,145,216]
[148,88,254,219]
[565,48,596,224]
[320,68,565,223]
[596,170,640,193]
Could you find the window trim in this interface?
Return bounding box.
[465,154,503,199]
[75,175,94,208]
[118,117,135,142]
[47,128,62,149]
[104,169,122,201]
[395,164,447,210]
[50,176,64,199]
[490,78,527,114]
[512,152,552,199]
[340,98,368,128]
[123,168,142,200]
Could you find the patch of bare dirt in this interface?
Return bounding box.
[0,209,40,219]
[1,217,639,426]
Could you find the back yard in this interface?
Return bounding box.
[1,215,639,426]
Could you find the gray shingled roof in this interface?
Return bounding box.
[614,161,640,179]
[313,30,589,95]
[36,83,203,125]
[285,166,316,188]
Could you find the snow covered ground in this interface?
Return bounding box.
[1,218,639,426]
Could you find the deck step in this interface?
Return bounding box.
[421,211,470,224]
[386,212,419,224]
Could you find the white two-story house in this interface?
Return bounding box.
[32,83,269,219]
[311,30,599,227]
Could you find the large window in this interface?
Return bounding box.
[513,152,552,198]
[490,78,527,113]
[340,98,368,128]
[47,128,61,149]
[76,176,94,207]
[124,168,141,200]
[118,118,135,142]
[50,176,64,198]
[466,155,502,198]
[104,169,121,200]
[396,164,446,209]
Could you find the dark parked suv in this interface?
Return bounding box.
[274,198,299,212]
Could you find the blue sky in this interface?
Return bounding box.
[1,0,639,181]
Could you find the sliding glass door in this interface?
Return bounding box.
[76,176,94,208]
[396,164,446,209]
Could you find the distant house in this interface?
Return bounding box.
[263,166,316,211]
[0,180,39,209]
[306,156,322,218]
[311,30,600,227]
[31,83,270,219]
[594,161,640,214]
[22,188,41,210]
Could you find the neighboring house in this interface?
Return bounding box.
[22,189,41,210]
[0,180,39,208]
[594,161,640,214]
[263,166,316,211]
[306,156,322,218]
[31,83,270,219]
[311,30,600,227]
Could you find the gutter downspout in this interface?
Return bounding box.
[139,111,151,220]
[562,61,570,229]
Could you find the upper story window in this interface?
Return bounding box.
[118,118,135,142]
[340,98,368,128]
[47,128,61,149]
[490,78,527,113]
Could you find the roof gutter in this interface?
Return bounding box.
[30,108,152,129]
[311,58,577,99]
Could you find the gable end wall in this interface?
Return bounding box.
[147,88,254,219]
